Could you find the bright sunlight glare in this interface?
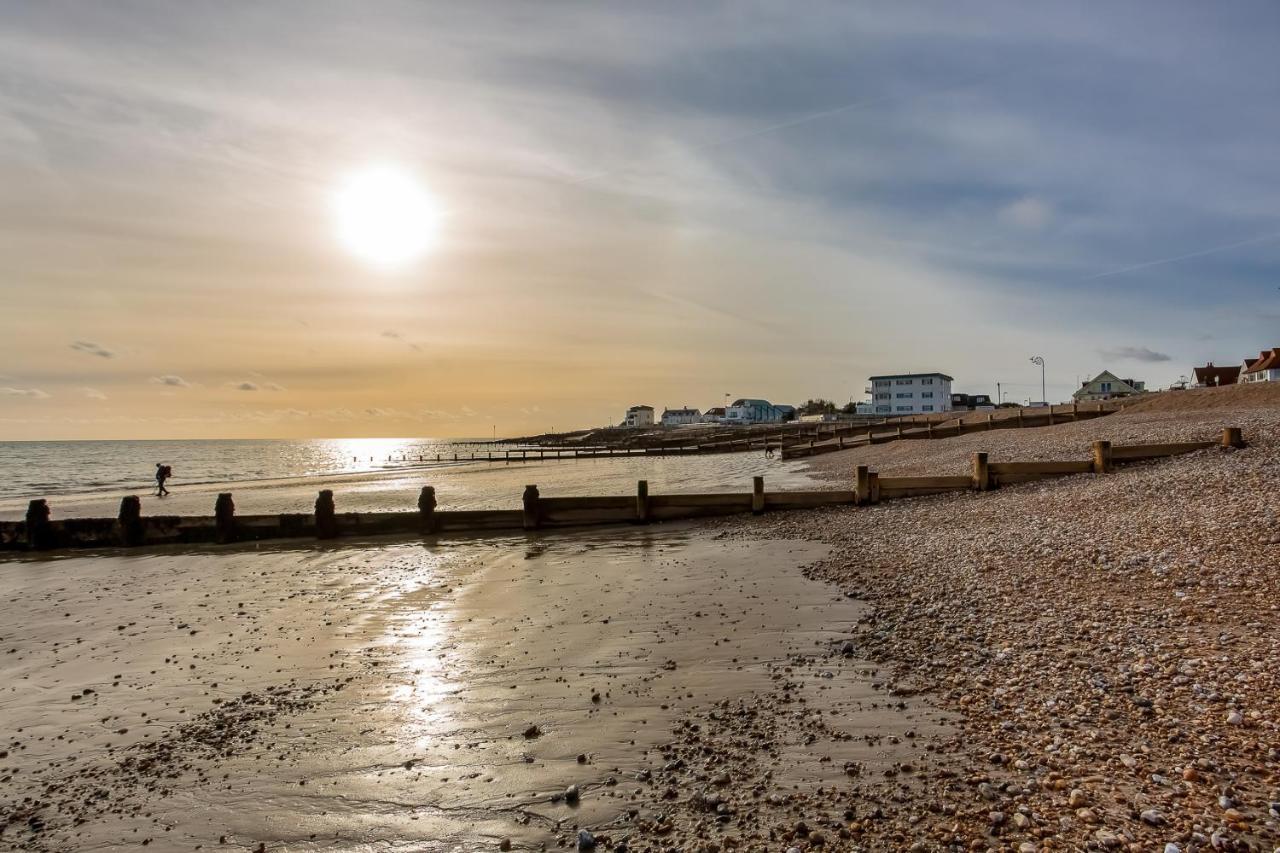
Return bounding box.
[332,165,442,269]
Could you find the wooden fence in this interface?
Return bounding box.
[0,427,1243,553]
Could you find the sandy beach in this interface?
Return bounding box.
[4,386,1279,852]
[0,529,938,851]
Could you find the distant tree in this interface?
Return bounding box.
[798,398,837,416]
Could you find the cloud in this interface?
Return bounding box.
[151,374,190,387]
[998,197,1052,231]
[1,386,50,398]
[70,340,115,358]
[82,387,107,400]
[1099,346,1172,363]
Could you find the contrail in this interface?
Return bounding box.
[1082,229,1280,280]
[565,65,1023,188]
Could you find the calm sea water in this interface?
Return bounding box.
[0,438,822,519]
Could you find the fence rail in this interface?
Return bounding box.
[0,427,1243,553]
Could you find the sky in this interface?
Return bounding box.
[2,2,1279,440]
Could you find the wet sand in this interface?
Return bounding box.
[0,528,939,851]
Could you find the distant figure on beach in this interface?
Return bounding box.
[155,463,172,497]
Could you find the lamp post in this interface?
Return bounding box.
[1029,356,1046,404]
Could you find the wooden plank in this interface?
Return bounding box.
[879,485,971,499]
[649,493,753,509]
[988,460,1093,475]
[764,490,856,508]
[1110,441,1214,459]
[877,475,973,490]
[539,496,635,510]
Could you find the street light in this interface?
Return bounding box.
[1029,356,1046,404]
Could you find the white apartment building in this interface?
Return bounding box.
[867,373,954,415]
[623,405,654,428]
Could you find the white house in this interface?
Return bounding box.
[623,405,654,428]
[661,406,701,426]
[1072,371,1146,402]
[1240,348,1280,383]
[867,373,953,415]
[724,398,790,424]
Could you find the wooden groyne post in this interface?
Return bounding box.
[25,499,51,550]
[522,485,541,531]
[214,493,236,544]
[316,490,338,539]
[971,452,989,491]
[118,496,144,547]
[1091,440,1112,474]
[418,486,438,533]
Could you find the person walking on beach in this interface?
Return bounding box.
[155,463,172,497]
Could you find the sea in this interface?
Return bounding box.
[0,437,824,520]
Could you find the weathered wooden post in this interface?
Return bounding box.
[855,465,870,505]
[214,493,236,544]
[522,485,540,531]
[1221,427,1244,449]
[117,495,144,547]
[1091,440,1112,475]
[636,480,650,524]
[315,490,338,539]
[867,471,881,504]
[752,476,765,515]
[972,452,990,491]
[418,486,437,534]
[25,499,52,551]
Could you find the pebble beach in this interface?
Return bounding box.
[619,384,1280,852]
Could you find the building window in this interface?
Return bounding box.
[922,405,934,411]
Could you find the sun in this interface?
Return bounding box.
[332,165,442,269]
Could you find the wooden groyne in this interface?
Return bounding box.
[0,428,1242,553]
[781,402,1117,459]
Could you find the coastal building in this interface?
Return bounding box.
[1191,362,1241,388]
[1240,349,1280,383]
[724,398,789,424]
[867,373,954,415]
[701,407,726,423]
[1072,371,1146,402]
[660,407,701,426]
[950,392,995,411]
[623,405,654,428]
